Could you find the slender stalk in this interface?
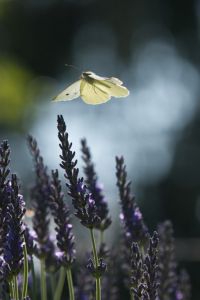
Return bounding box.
[8,279,14,299]
[54,267,66,300]
[22,242,29,298]
[100,230,104,246]
[130,292,135,300]
[90,228,101,300]
[30,255,37,300]
[66,268,75,300]
[50,273,56,299]
[140,245,145,259]
[40,258,47,300]
[13,275,19,300]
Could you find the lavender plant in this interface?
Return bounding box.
[116,156,148,246]
[27,135,55,300]
[57,115,106,300]
[50,169,76,300]
[116,156,149,292]
[130,232,159,300]
[0,115,192,300]
[0,141,29,299]
[0,141,11,298]
[81,139,111,235]
[157,221,191,300]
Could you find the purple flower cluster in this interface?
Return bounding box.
[81,139,111,231]
[131,232,159,300]
[157,221,191,300]
[0,142,26,284]
[3,175,26,279]
[57,115,102,229]
[27,135,52,259]
[116,156,148,245]
[0,141,11,258]
[0,117,193,300]
[50,169,75,267]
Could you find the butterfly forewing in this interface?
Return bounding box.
[80,79,111,105]
[109,77,123,85]
[90,78,129,98]
[53,80,81,101]
[103,79,129,97]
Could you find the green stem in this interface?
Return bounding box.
[13,276,19,300]
[40,258,47,300]
[100,230,104,246]
[22,241,29,298]
[130,291,135,300]
[140,245,145,258]
[50,273,56,299]
[90,228,101,300]
[54,267,66,300]
[8,279,14,299]
[66,268,75,300]
[30,256,37,300]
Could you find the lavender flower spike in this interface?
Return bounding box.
[116,156,148,245]
[157,220,177,300]
[3,174,26,279]
[57,115,101,229]
[81,139,111,231]
[0,140,10,187]
[50,169,76,267]
[131,232,159,300]
[143,231,159,300]
[0,140,11,257]
[27,135,51,259]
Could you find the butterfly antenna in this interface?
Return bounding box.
[64,64,80,71]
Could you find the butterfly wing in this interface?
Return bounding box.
[53,72,129,104]
[87,72,124,86]
[53,80,81,101]
[102,79,129,97]
[87,72,129,98]
[109,77,123,85]
[80,79,111,104]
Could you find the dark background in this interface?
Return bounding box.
[1,0,200,298]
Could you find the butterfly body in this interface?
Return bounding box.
[53,71,129,105]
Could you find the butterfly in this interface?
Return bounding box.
[53,71,129,105]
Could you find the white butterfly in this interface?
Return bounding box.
[53,71,129,105]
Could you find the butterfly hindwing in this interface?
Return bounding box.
[53,80,81,101]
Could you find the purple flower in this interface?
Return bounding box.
[116,156,148,245]
[176,290,184,300]
[0,140,10,186]
[0,141,11,258]
[57,115,101,229]
[3,175,26,278]
[143,232,159,299]
[176,269,191,300]
[50,169,76,267]
[81,139,111,231]
[86,257,106,278]
[27,135,52,259]
[131,232,159,300]
[157,221,177,299]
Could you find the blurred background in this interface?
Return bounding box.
[1,0,200,298]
